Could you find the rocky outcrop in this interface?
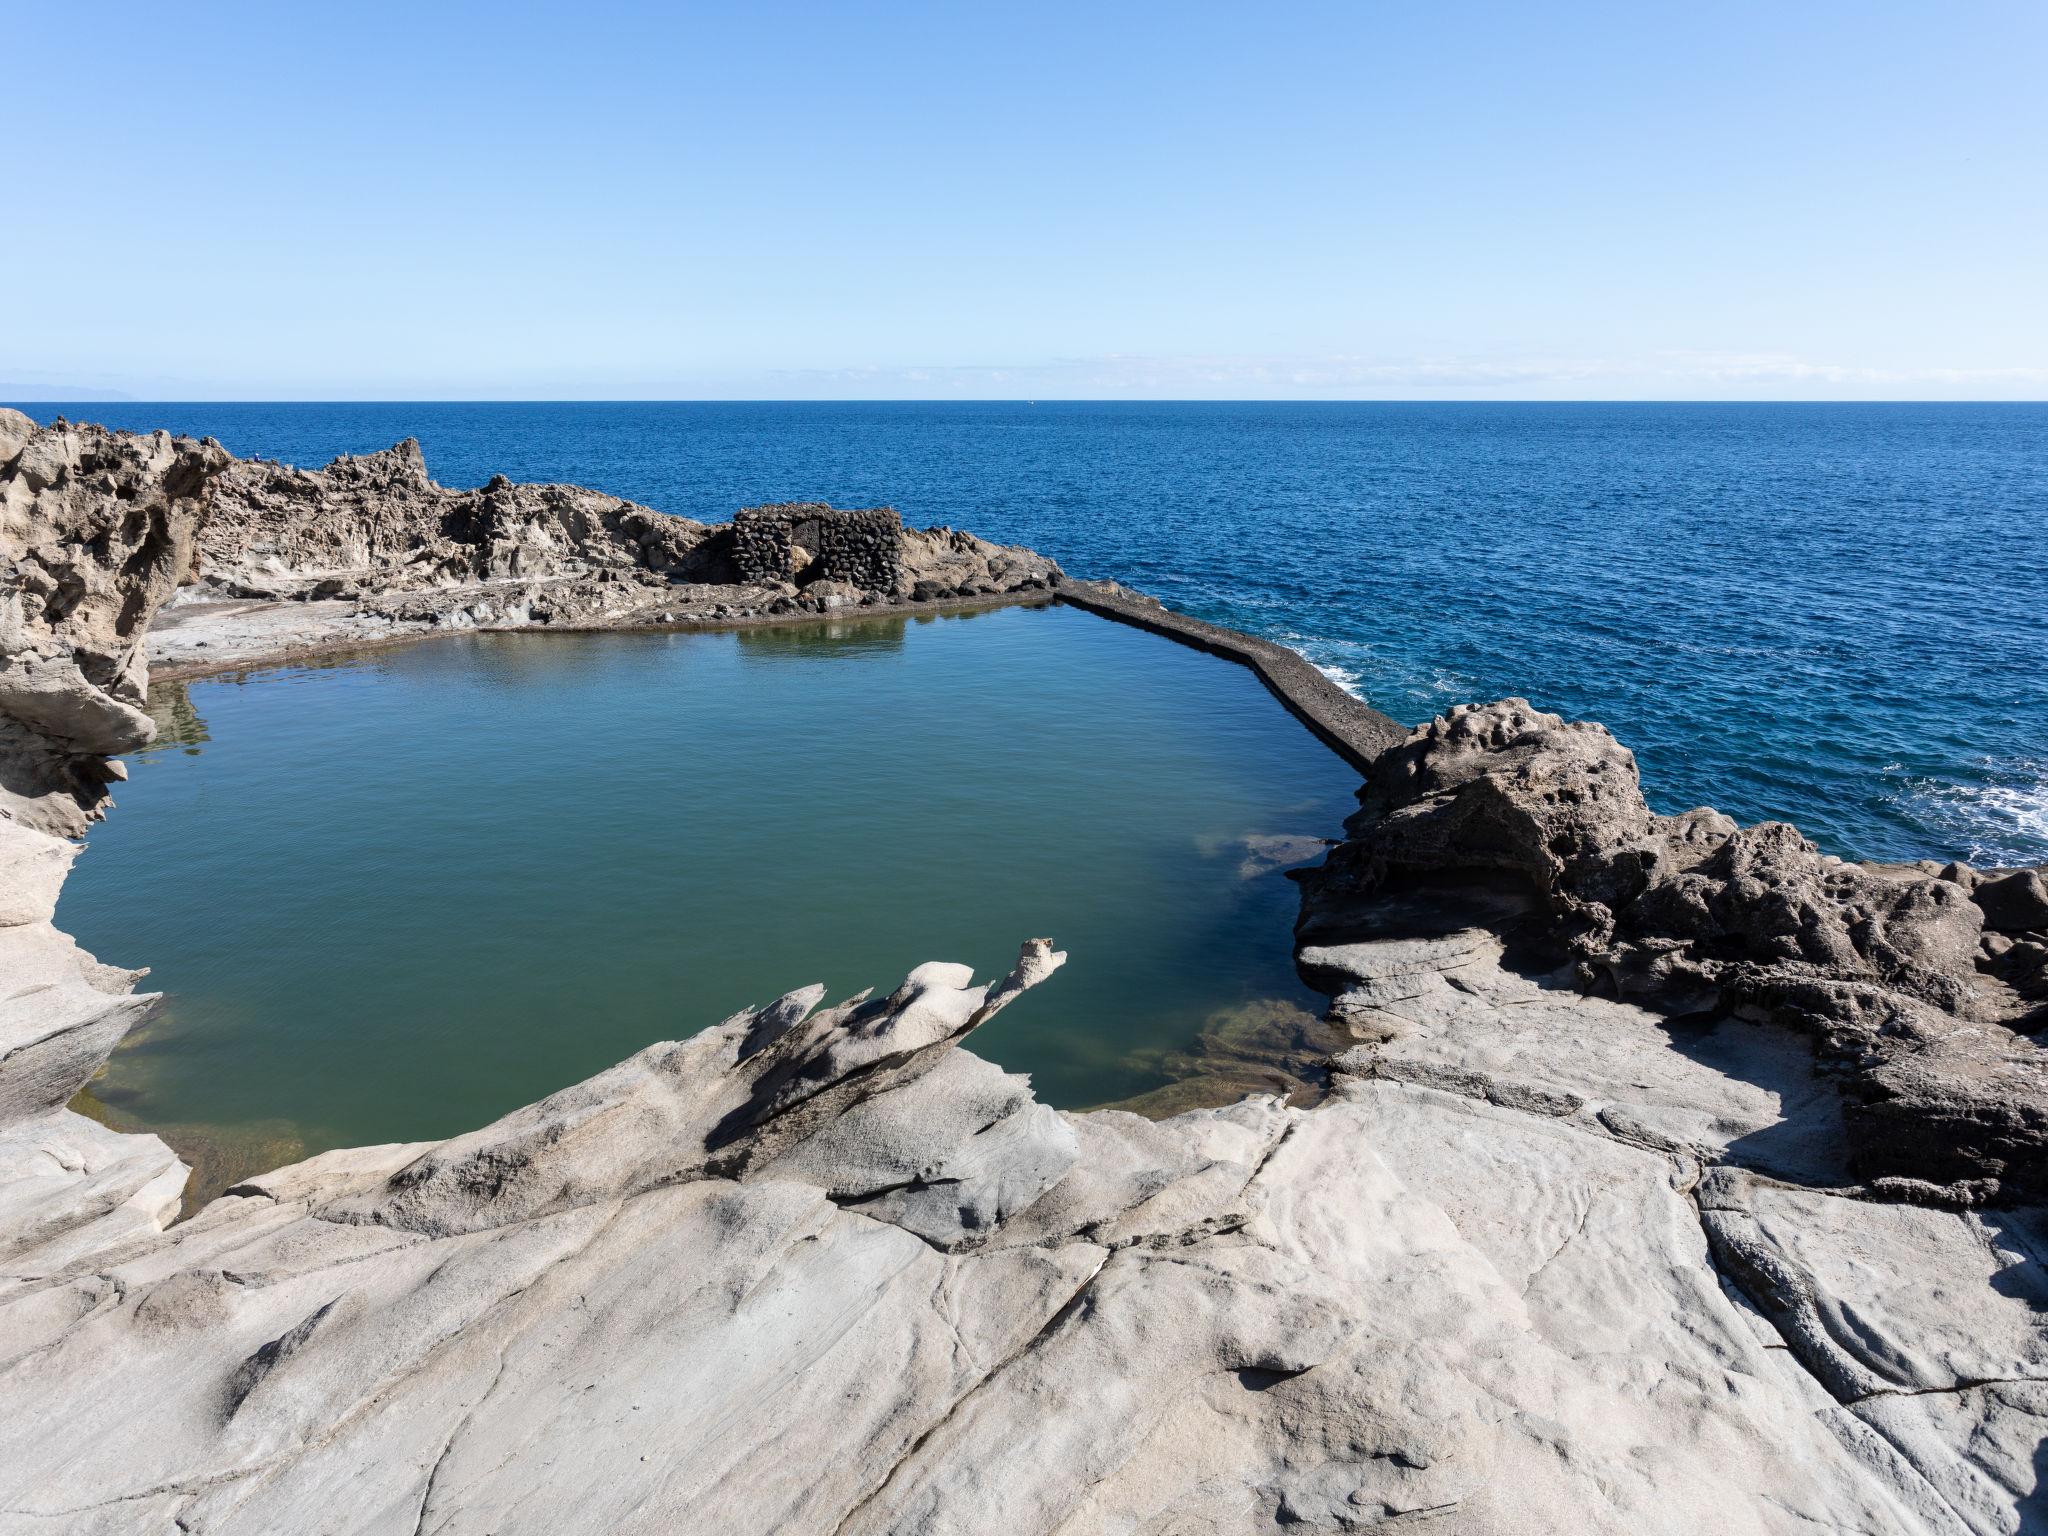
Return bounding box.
[0,411,227,833]
[1288,890,2048,1530]
[1295,699,2048,1204]
[900,522,1064,605]
[0,407,224,1126]
[1291,699,2048,1528]
[0,409,212,1320]
[167,436,1062,674]
[197,439,718,600]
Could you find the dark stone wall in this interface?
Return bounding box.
[732,504,901,591]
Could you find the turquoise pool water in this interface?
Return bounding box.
[59,604,1359,1181]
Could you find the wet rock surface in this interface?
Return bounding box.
[3,419,2045,1531]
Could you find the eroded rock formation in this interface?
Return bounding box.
[1290,700,2048,1531]
[1297,698,2048,1204]
[8,910,2044,1534]
[165,434,1061,671]
[1,408,216,1339]
[0,411,226,833]
[198,437,715,591]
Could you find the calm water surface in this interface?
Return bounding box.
[59,606,1357,1170]
[16,400,2044,864]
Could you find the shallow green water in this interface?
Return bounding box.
[60,605,1359,1179]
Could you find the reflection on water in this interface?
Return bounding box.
[734,610,916,658]
[63,605,1361,1200]
[143,683,210,757]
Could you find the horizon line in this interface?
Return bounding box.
[7,397,2046,408]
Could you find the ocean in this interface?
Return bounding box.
[16,400,2047,866]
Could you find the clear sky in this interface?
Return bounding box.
[5,0,2043,400]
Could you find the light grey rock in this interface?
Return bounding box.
[0,929,2035,1534]
[1,414,226,831]
[1314,918,1856,1186]
[0,814,74,928]
[1854,1385,2048,1536]
[0,1108,185,1301]
[0,408,36,465]
[1292,705,2048,1530]
[0,415,212,1322]
[1697,1170,2048,1533]
[1698,1172,2048,1402]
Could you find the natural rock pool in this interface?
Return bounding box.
[60,603,1361,1193]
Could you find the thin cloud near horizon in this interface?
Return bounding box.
[769,353,2048,395]
[9,352,2045,406]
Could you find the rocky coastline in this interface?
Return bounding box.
[134,421,1062,680]
[3,413,2046,1533]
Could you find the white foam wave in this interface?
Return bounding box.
[1267,629,1376,704]
[1313,661,1365,698]
[1893,759,2048,868]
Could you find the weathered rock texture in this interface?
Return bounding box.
[159,433,1061,674]
[1,408,216,1363]
[10,928,2047,1533]
[2,418,2044,1532]
[0,410,226,833]
[1296,699,2048,1206]
[199,439,715,597]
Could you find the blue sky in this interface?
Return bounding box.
[5,0,2043,400]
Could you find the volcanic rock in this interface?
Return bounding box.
[1296,697,2048,1201]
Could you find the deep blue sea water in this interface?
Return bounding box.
[14,401,2047,865]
